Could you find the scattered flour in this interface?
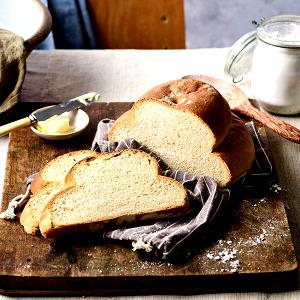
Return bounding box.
[244,228,269,246]
[206,246,240,273]
[206,226,273,273]
[252,197,267,207]
[230,260,240,273]
[271,183,282,193]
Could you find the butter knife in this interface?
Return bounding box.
[0,92,99,137]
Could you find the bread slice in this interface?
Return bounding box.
[30,150,98,193]
[20,150,98,235]
[109,99,255,187]
[39,150,188,238]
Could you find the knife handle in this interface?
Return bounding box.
[0,117,32,137]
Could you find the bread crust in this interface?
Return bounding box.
[139,79,232,148]
[19,201,38,235]
[30,173,43,194]
[212,113,255,186]
[39,149,189,238]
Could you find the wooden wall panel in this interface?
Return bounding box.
[87,0,185,49]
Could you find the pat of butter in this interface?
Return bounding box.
[35,113,74,134]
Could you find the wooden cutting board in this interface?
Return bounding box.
[0,102,297,295]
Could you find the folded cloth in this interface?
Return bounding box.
[91,119,273,260]
[0,29,27,113]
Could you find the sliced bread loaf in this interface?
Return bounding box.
[20,150,98,235]
[108,79,255,187]
[39,150,189,238]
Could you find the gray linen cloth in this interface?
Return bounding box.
[91,119,273,260]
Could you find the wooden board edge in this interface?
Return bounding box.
[0,267,298,296]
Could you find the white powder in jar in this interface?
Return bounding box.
[266,22,300,42]
[251,16,300,114]
[251,39,300,114]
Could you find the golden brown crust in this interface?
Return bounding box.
[30,173,43,194]
[19,202,39,235]
[139,79,232,147]
[213,113,255,186]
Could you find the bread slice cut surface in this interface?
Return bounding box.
[39,150,188,238]
[20,150,98,235]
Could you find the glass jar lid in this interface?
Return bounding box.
[224,15,300,82]
[224,30,256,83]
[257,15,300,48]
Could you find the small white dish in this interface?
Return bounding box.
[30,106,90,141]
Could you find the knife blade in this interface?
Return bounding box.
[0,92,99,137]
[30,92,99,122]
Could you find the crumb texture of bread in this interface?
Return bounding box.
[39,150,188,238]
[30,150,98,193]
[139,79,232,147]
[20,183,63,235]
[20,150,98,235]
[109,79,255,187]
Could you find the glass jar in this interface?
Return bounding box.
[252,15,300,114]
[225,15,300,115]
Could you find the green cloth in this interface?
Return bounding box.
[0,29,27,113]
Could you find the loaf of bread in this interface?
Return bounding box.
[39,150,189,238]
[20,150,97,235]
[109,79,255,187]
